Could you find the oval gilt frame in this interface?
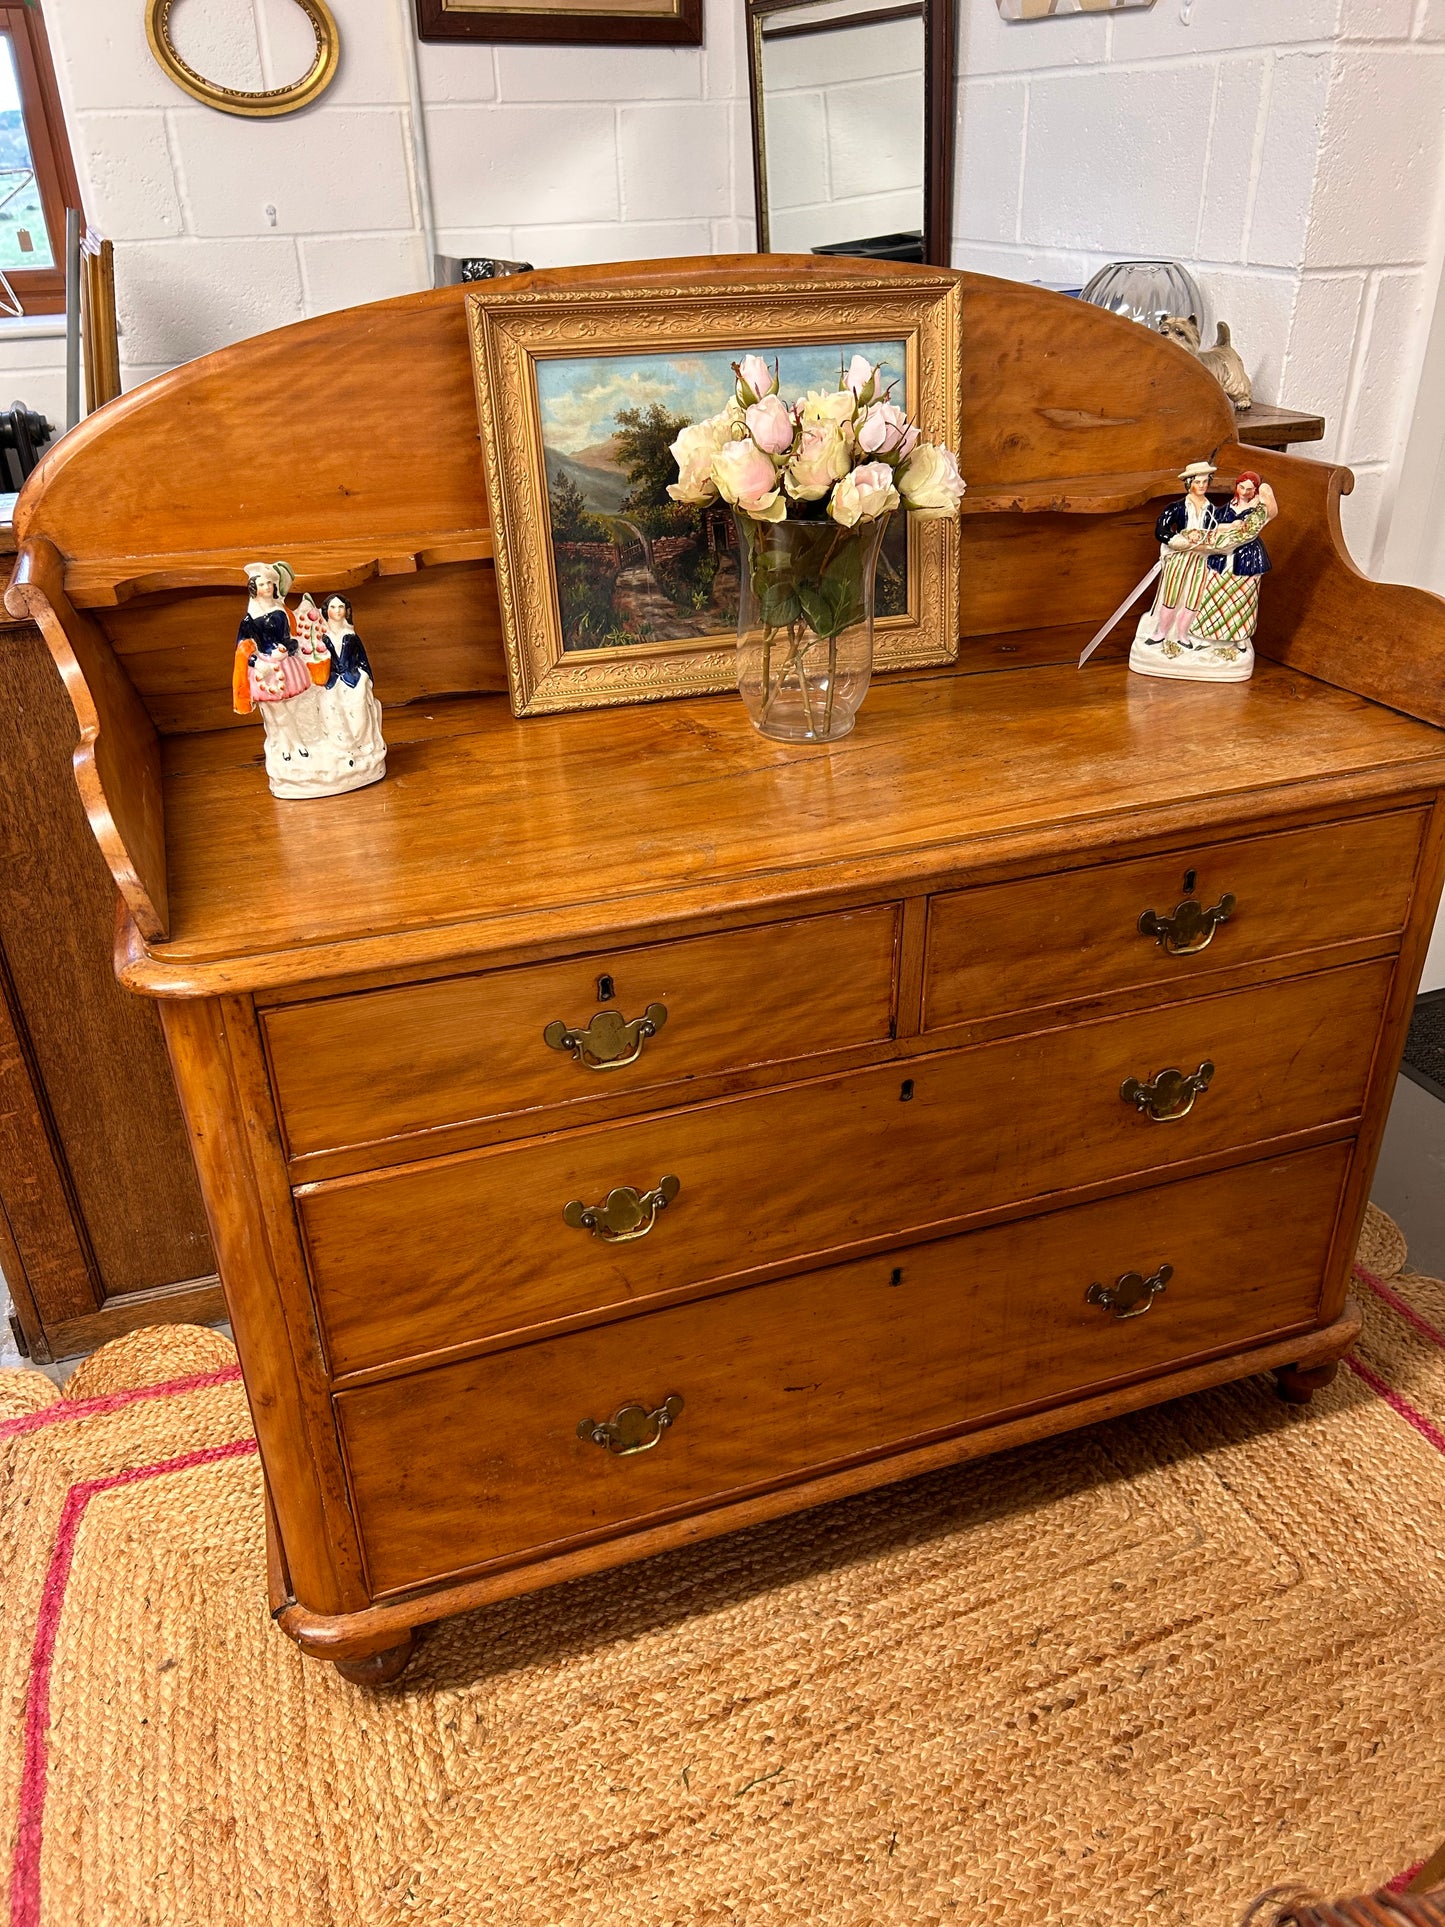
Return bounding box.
[145,0,340,118]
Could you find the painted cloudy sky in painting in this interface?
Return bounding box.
[535,341,907,455]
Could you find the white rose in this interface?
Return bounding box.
[828,461,900,528]
[744,392,796,456]
[844,354,880,404]
[667,410,733,503]
[797,386,859,432]
[784,421,854,501]
[898,442,966,517]
[712,435,787,521]
[735,353,778,404]
[857,400,919,462]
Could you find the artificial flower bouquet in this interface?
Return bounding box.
[668,351,965,534]
[666,351,965,741]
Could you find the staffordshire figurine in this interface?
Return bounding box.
[1130,462,1278,684]
[232,563,386,799]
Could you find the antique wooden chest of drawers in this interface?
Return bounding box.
[10,261,1445,1681]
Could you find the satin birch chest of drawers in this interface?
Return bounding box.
[11,261,1445,1680]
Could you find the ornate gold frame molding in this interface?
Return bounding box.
[467,272,964,718]
[145,0,340,118]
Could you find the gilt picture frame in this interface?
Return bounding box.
[467,272,963,717]
[413,0,702,45]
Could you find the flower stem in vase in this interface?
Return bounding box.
[697,354,962,746]
[792,625,820,738]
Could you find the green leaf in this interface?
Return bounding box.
[759,581,803,628]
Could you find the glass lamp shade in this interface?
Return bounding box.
[1080,260,1210,341]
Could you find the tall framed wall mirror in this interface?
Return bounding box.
[746,0,955,267]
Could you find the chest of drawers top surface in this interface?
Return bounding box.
[136,657,1445,998]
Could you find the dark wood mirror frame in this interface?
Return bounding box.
[746,0,955,268]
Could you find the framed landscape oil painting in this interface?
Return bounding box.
[468,270,962,716]
[537,341,911,654]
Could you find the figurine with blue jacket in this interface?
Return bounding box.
[232,564,386,799]
[1131,460,1278,684]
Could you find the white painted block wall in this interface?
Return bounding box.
[954,0,1445,573]
[10,0,753,410]
[5,0,1445,592]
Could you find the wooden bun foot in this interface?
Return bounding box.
[1274,1359,1341,1405]
[332,1632,415,1686]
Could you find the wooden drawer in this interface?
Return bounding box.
[923,810,1424,1033]
[335,1141,1349,1597]
[302,958,1390,1375]
[265,905,899,1161]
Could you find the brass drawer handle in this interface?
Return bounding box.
[1137,893,1236,956]
[1087,1263,1173,1320]
[563,1174,680,1242]
[544,1002,668,1071]
[577,1393,684,1456]
[1120,1061,1214,1121]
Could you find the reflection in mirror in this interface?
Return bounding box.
[749,0,951,266]
[757,0,924,258]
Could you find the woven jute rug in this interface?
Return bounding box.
[2,1201,1442,1927]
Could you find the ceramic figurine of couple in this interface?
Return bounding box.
[231,561,386,799]
[1130,459,1278,683]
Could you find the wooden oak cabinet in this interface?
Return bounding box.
[9,261,1445,1683]
[0,595,218,1362]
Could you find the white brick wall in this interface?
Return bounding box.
[9,0,753,417]
[4,0,1444,583]
[954,0,1445,572]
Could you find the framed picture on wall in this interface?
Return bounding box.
[997,0,1154,16]
[413,0,702,43]
[467,271,962,716]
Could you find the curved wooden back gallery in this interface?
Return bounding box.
[10,259,1445,1682]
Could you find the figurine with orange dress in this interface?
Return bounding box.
[231,561,386,799]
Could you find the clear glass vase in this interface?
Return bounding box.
[734,512,886,744]
[1080,259,1209,340]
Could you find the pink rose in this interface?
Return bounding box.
[735,353,778,404]
[844,354,879,404]
[712,435,786,521]
[828,460,900,527]
[744,392,796,456]
[857,400,919,461]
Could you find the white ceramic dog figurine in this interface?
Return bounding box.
[1158,314,1253,411]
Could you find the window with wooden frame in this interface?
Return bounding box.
[0,2,79,315]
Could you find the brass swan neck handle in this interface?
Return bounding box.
[563,1174,680,1242]
[1137,892,1236,956]
[1087,1264,1173,1320]
[1120,1062,1214,1122]
[544,1002,668,1071]
[577,1395,684,1456]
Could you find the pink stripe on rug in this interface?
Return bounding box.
[1387,1861,1426,1893]
[1354,1261,1445,1352]
[1345,1356,1445,1457]
[0,1364,244,1442]
[8,1435,258,1927]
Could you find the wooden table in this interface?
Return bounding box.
[8,263,1442,1683]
